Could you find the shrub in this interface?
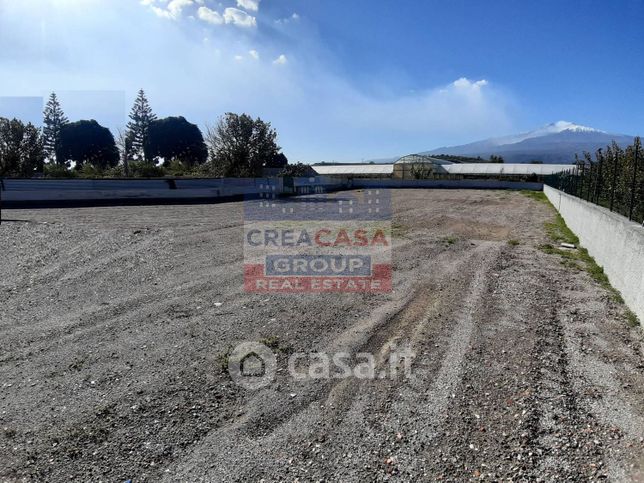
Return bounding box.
[129,161,166,178]
[165,158,189,177]
[278,163,315,177]
[44,163,77,178]
[103,165,125,178]
[78,163,104,178]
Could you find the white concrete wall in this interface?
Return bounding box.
[1,177,351,204]
[353,178,543,190]
[544,185,644,323]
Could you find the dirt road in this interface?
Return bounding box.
[1,189,643,482]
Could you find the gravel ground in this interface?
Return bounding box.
[0,189,643,482]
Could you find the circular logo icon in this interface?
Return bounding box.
[228,342,277,390]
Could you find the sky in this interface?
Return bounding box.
[0,0,642,162]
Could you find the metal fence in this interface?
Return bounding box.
[544,138,643,224]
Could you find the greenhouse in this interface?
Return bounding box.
[393,154,453,179]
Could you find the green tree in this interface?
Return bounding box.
[207,113,281,177]
[144,116,207,166]
[278,162,314,177]
[266,152,288,169]
[0,118,45,177]
[0,118,22,175]
[57,120,119,169]
[115,128,130,176]
[624,137,643,221]
[20,122,45,176]
[42,92,68,165]
[126,89,156,162]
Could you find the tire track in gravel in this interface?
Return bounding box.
[0,263,242,355]
[164,242,500,482]
[418,235,641,481]
[354,242,502,480]
[419,242,550,480]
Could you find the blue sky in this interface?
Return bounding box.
[0,0,642,162]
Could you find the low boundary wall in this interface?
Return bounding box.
[544,185,644,323]
[0,177,541,208]
[0,176,346,208]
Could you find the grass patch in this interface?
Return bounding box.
[538,243,577,260]
[217,347,233,372]
[625,310,639,328]
[442,235,459,245]
[544,213,579,245]
[508,239,520,246]
[259,336,281,350]
[520,190,549,203]
[260,336,292,354]
[560,258,582,271]
[520,189,639,327]
[538,205,627,305]
[538,242,623,303]
[391,222,410,239]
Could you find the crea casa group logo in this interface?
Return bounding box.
[243,186,392,293]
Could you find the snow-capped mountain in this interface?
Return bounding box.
[424,121,632,164]
[488,121,605,146]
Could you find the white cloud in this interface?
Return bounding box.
[452,77,488,90]
[197,6,223,24]
[248,49,259,60]
[149,1,256,28]
[326,77,513,154]
[150,6,171,19]
[148,0,193,20]
[234,55,244,61]
[273,54,288,65]
[223,7,256,27]
[168,0,193,17]
[236,0,259,12]
[275,12,300,25]
[197,5,255,28]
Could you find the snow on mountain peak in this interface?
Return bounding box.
[545,121,604,134]
[489,121,605,146]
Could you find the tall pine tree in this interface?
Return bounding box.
[42,92,68,165]
[126,89,156,162]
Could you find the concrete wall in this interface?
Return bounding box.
[3,176,538,207]
[352,178,543,190]
[544,185,644,323]
[1,177,347,207]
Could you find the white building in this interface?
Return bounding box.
[312,154,574,179]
